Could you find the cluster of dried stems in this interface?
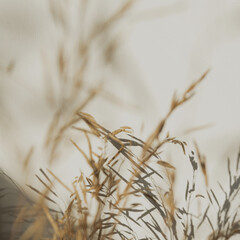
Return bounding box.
[6,69,240,240]
[1,1,240,240]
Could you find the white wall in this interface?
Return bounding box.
[0,0,240,210]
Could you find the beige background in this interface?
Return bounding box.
[0,0,240,210]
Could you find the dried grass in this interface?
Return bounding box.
[1,1,240,240]
[3,70,239,239]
